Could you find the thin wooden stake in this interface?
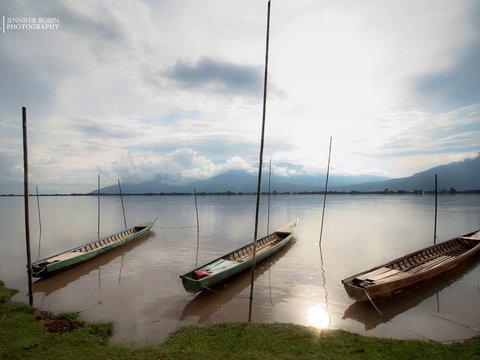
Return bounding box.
[319,136,332,245]
[194,188,200,267]
[35,186,42,234]
[249,0,271,323]
[97,174,101,239]
[22,106,33,307]
[267,158,272,234]
[35,186,42,261]
[434,174,438,245]
[194,188,200,235]
[118,179,127,230]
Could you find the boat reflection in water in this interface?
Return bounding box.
[180,241,295,323]
[342,257,480,331]
[33,232,155,297]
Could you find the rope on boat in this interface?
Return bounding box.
[364,289,383,316]
[156,226,197,229]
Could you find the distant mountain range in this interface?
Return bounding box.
[333,156,480,192]
[94,155,480,194]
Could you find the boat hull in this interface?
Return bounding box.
[180,218,298,293]
[342,230,480,302]
[32,217,158,278]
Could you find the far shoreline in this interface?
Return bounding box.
[1,189,480,197]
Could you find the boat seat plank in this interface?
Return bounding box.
[374,270,409,284]
[460,235,480,241]
[406,255,453,274]
[46,252,78,263]
[356,267,392,281]
[363,268,401,282]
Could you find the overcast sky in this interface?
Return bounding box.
[0,0,479,194]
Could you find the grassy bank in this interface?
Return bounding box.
[1,281,479,359]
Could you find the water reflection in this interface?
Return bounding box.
[1,194,479,343]
[180,241,294,323]
[33,232,154,296]
[308,244,330,330]
[307,305,331,329]
[342,257,480,330]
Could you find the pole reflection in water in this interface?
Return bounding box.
[307,244,331,330]
[118,254,124,283]
[97,268,102,304]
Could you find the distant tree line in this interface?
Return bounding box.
[2,189,480,197]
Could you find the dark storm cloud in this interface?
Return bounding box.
[166,57,263,95]
[415,4,480,110]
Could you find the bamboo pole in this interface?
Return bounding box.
[194,188,200,235]
[118,179,127,230]
[267,158,272,233]
[249,0,271,322]
[194,188,200,267]
[434,174,438,245]
[319,136,332,245]
[97,174,100,239]
[22,106,33,307]
[36,186,42,234]
[35,186,42,261]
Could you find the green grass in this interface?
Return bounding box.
[1,280,479,359]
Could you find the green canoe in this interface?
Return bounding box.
[32,216,158,278]
[180,218,299,293]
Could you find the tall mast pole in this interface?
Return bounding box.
[249,0,271,322]
[267,158,272,233]
[97,174,100,239]
[22,106,33,307]
[434,174,438,244]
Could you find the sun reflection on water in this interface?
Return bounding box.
[307,305,331,329]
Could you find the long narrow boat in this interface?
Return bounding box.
[341,229,480,302]
[32,216,158,278]
[180,218,299,293]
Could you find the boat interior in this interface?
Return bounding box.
[223,231,288,262]
[43,228,141,264]
[353,235,479,288]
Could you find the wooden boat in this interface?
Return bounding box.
[32,216,158,278]
[341,229,480,302]
[180,218,299,293]
[342,254,479,330]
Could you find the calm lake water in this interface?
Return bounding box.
[1,194,479,344]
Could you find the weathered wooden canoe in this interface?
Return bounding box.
[341,229,480,302]
[32,216,158,278]
[180,218,299,293]
[342,254,479,330]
